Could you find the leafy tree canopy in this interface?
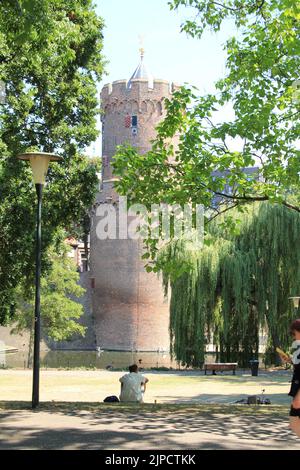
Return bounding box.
[12,243,86,342]
[161,202,300,367]
[0,0,104,324]
[113,0,300,265]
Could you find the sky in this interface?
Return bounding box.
[95,0,234,91]
[89,0,237,155]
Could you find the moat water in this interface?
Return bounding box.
[1,349,183,370]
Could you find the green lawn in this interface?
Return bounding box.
[0,369,293,407]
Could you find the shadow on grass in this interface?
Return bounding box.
[0,400,290,414]
[155,392,291,405]
[0,401,298,450]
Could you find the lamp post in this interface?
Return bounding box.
[17,152,62,409]
[289,297,300,316]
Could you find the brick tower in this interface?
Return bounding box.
[90,51,178,351]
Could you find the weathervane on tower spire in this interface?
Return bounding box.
[138,34,145,60]
[127,34,153,89]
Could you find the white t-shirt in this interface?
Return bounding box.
[119,372,148,403]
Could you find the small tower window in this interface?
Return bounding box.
[131,115,138,127]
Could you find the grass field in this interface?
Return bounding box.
[0,369,292,406]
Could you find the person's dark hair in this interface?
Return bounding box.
[290,319,300,334]
[129,364,138,373]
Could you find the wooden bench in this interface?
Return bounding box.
[204,363,238,375]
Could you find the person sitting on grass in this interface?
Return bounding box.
[119,364,149,403]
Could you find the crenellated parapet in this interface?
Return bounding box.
[101,78,178,96]
[100,76,180,182]
[101,78,180,116]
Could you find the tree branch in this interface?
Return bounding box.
[208,189,269,202]
[282,201,300,213]
[207,202,240,222]
[209,1,244,12]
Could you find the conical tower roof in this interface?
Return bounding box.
[127,48,154,89]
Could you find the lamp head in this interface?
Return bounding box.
[17,152,62,184]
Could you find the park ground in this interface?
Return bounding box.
[1,368,300,449]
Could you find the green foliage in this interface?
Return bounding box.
[161,203,300,367]
[0,0,104,324]
[113,0,300,263]
[12,245,86,341]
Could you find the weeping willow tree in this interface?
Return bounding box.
[160,203,300,367]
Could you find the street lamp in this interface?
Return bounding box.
[17,152,62,409]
